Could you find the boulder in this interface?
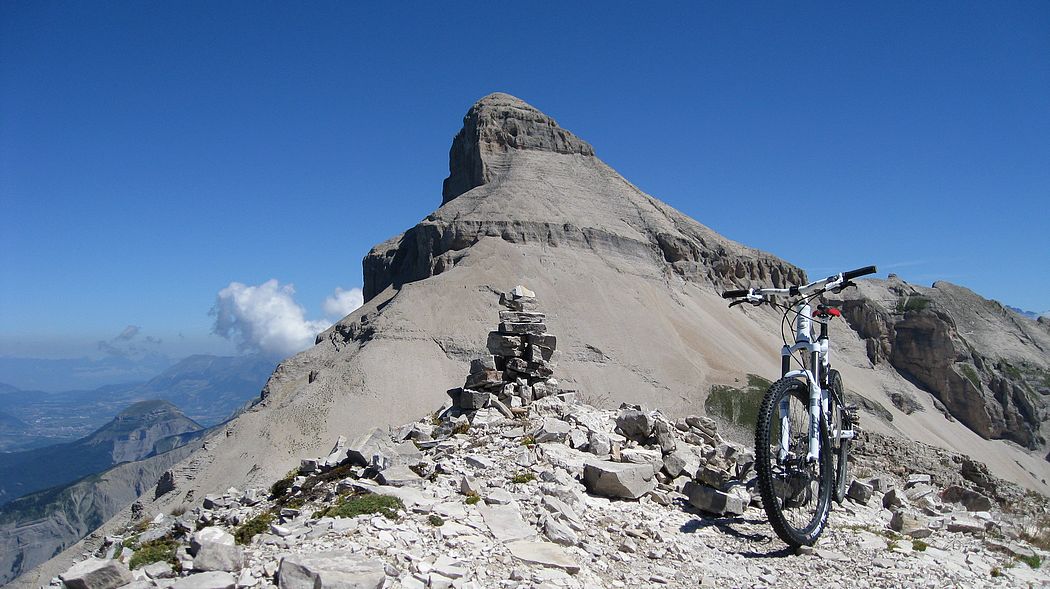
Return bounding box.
[193,542,244,573]
[683,482,747,516]
[60,559,133,589]
[345,428,396,467]
[533,418,571,443]
[277,552,386,589]
[889,512,932,538]
[171,572,237,589]
[190,527,235,556]
[582,460,656,499]
[940,485,993,512]
[506,541,580,574]
[615,410,654,441]
[847,480,874,505]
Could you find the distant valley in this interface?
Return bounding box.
[0,354,275,452]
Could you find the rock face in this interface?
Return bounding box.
[362,92,803,303]
[442,93,595,205]
[837,277,1050,448]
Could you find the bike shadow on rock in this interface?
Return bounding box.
[679,513,797,559]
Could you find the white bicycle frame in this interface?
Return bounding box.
[743,273,856,464]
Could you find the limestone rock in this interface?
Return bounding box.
[683,482,747,516]
[277,552,385,589]
[582,460,656,499]
[505,540,581,574]
[171,572,237,589]
[59,559,133,589]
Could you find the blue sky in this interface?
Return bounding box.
[2,2,1048,367]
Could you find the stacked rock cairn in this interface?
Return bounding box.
[447,285,571,420]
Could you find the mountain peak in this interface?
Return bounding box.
[441,92,595,204]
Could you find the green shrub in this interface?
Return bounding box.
[464,494,480,505]
[895,296,930,314]
[959,365,982,389]
[510,472,535,484]
[911,539,928,552]
[128,538,178,570]
[316,493,403,520]
[1018,554,1042,569]
[428,514,445,527]
[234,511,274,545]
[705,373,770,430]
[520,435,537,446]
[270,469,298,499]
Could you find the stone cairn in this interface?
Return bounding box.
[447,285,569,420]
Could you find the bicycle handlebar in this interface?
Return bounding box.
[842,265,877,281]
[721,264,878,301]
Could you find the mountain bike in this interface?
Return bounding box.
[722,265,876,547]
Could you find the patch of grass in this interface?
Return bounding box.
[430,412,442,426]
[133,519,150,533]
[959,364,982,389]
[1018,554,1042,569]
[520,435,536,446]
[128,538,178,570]
[895,295,930,314]
[464,493,480,505]
[452,421,470,435]
[991,566,1002,578]
[705,373,770,430]
[911,539,928,552]
[510,472,535,484]
[269,469,298,500]
[316,493,403,520]
[1020,514,1050,550]
[233,511,274,545]
[999,361,1023,380]
[170,505,187,517]
[428,514,445,527]
[886,539,899,551]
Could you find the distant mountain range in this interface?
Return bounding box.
[0,354,275,452]
[1007,305,1050,320]
[0,400,202,506]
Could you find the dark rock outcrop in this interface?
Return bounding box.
[837,277,1050,449]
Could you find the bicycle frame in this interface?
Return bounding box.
[779,300,829,463]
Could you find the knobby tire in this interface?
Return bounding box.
[755,377,833,547]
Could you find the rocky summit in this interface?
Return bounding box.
[44,288,1050,588]
[11,93,1050,586]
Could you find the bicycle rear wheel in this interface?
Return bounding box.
[827,369,849,504]
[755,377,833,547]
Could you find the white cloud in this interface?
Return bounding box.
[323,287,364,318]
[211,279,331,357]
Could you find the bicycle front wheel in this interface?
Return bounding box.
[755,377,833,547]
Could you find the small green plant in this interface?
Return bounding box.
[895,295,930,314]
[510,472,535,484]
[1018,554,1042,569]
[316,493,403,520]
[911,539,928,552]
[520,435,537,446]
[133,519,150,533]
[270,469,298,499]
[428,514,445,527]
[452,421,470,435]
[170,505,187,517]
[464,493,480,505]
[991,566,1002,578]
[959,364,982,389]
[128,538,178,570]
[234,511,274,545]
[430,412,443,426]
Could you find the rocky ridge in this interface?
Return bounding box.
[835,276,1050,449]
[48,288,1050,589]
